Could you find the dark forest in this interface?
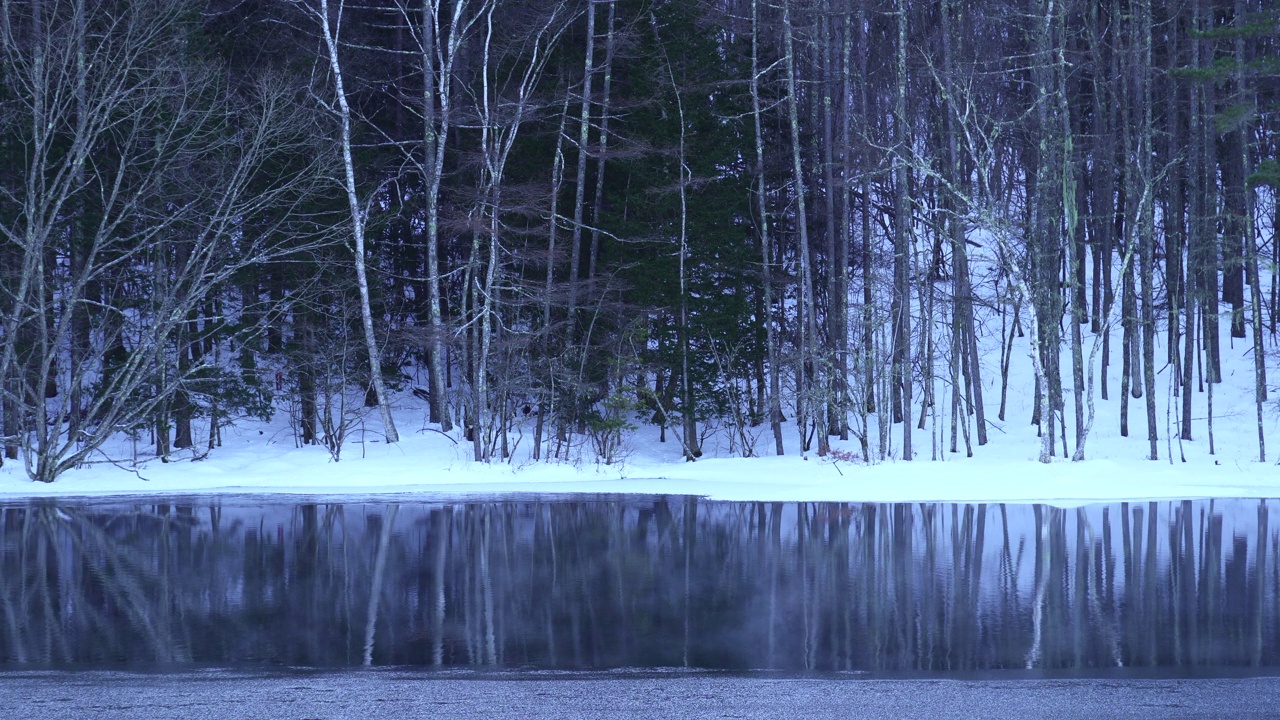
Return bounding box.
[1,0,1276,481]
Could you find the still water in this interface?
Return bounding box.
[0,496,1275,673]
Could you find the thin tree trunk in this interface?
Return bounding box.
[1272,197,1279,336]
[858,2,875,419]
[587,0,616,284]
[651,11,699,460]
[999,292,1018,422]
[1235,0,1266,460]
[1066,99,1086,455]
[1181,269,1196,441]
[1221,138,1247,340]
[1245,190,1266,461]
[1196,0,1222,385]
[1100,0,1121,403]
[317,0,399,444]
[892,0,912,460]
[941,0,986,447]
[1120,207,1133,437]
[416,0,467,434]
[173,313,194,450]
[567,0,596,330]
[819,2,844,441]
[1164,17,1184,369]
[1031,0,1062,462]
[299,312,319,445]
[750,0,784,456]
[782,0,826,456]
[835,7,853,442]
[1135,0,1157,459]
[536,92,572,462]
[475,2,566,459]
[67,0,88,444]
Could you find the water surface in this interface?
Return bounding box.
[0,496,1275,673]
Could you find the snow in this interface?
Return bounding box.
[0,432,1274,506]
[2,295,1277,506]
[1,384,1275,507]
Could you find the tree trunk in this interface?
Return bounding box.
[1220,116,1247,339]
[892,0,912,460]
[1195,0,1222,385]
[567,0,596,339]
[317,0,399,444]
[537,93,572,461]
[300,323,319,447]
[782,0,826,456]
[835,7,852,442]
[651,11,700,460]
[418,0,461,434]
[1120,197,1133,437]
[565,0,593,392]
[1138,0,1158,460]
[750,0,784,456]
[1067,108,1086,455]
[820,2,845,441]
[587,0,615,287]
[858,2,875,419]
[1236,0,1266,460]
[941,0,986,447]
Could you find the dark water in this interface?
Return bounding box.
[0,496,1276,674]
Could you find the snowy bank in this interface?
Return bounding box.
[1,416,1276,506]
[3,303,1276,506]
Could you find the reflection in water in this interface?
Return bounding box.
[0,498,1275,671]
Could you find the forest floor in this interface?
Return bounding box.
[1,307,1278,505]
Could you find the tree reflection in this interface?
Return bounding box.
[0,498,1277,672]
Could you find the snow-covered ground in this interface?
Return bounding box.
[2,297,1277,505]
[1,429,1272,505]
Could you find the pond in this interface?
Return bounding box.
[0,496,1275,674]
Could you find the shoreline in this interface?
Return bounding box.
[2,450,1275,506]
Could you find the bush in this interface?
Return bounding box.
[585,392,638,465]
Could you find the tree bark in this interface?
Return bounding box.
[782,0,826,455]
[940,0,986,448]
[650,10,700,460]
[750,0,784,456]
[414,0,472,434]
[587,0,616,285]
[1138,0,1158,460]
[536,92,572,461]
[834,6,852,443]
[819,1,845,441]
[317,0,399,444]
[1235,0,1266,460]
[567,0,596,330]
[892,0,912,460]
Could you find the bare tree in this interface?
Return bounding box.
[749,0,784,456]
[0,0,335,481]
[390,0,490,434]
[470,0,573,461]
[892,0,912,460]
[651,8,700,460]
[302,0,400,443]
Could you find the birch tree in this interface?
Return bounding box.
[469,0,573,460]
[390,0,490,434]
[302,0,400,443]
